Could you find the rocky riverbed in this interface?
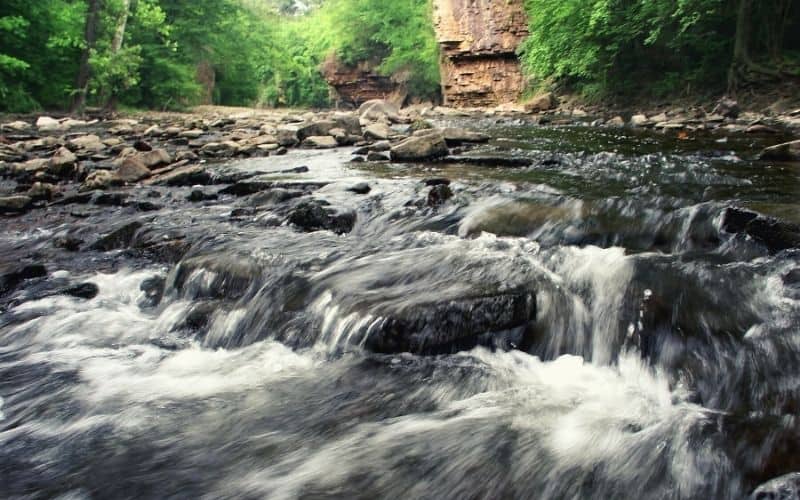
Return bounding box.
[1,100,800,499]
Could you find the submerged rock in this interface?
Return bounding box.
[721,207,800,253]
[750,473,800,500]
[89,221,144,251]
[288,201,356,234]
[427,184,453,207]
[760,140,800,162]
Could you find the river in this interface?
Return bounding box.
[1,118,799,499]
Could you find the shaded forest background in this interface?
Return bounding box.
[0,0,798,113]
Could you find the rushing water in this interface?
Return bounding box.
[1,120,799,499]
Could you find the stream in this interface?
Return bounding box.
[1,119,799,499]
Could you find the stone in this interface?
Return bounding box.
[302,136,338,149]
[746,124,779,134]
[201,141,240,157]
[0,263,47,293]
[179,129,205,139]
[390,132,449,161]
[36,116,64,132]
[26,182,55,201]
[49,147,78,176]
[151,165,212,187]
[366,151,390,162]
[81,170,119,191]
[288,201,356,234]
[630,114,650,127]
[434,0,529,107]
[359,99,405,124]
[187,190,218,202]
[89,221,144,251]
[427,184,453,207]
[607,116,625,127]
[116,157,152,183]
[133,140,153,152]
[0,195,32,214]
[760,140,800,162]
[297,120,337,141]
[62,282,99,300]
[363,123,394,140]
[524,93,557,113]
[323,57,405,108]
[722,207,800,253]
[139,148,172,169]
[442,128,491,144]
[15,158,49,174]
[749,473,800,500]
[276,127,300,147]
[144,125,164,137]
[347,183,371,195]
[68,134,104,152]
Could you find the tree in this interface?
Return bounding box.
[72,0,101,113]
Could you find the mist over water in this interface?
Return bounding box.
[1,122,799,499]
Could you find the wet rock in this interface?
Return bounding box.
[441,128,490,145]
[55,236,83,252]
[302,136,338,149]
[62,283,99,300]
[219,181,274,197]
[366,151,390,162]
[151,165,211,187]
[26,182,55,202]
[749,473,800,500]
[187,190,218,202]
[424,178,451,187]
[347,182,371,195]
[287,201,356,234]
[89,221,144,251]
[139,276,166,308]
[390,131,449,161]
[200,141,240,157]
[1,263,47,294]
[427,184,453,207]
[0,195,33,214]
[443,155,532,167]
[760,140,800,162]
[363,290,537,354]
[173,254,263,301]
[721,208,800,253]
[116,157,151,183]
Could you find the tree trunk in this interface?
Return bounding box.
[71,0,102,114]
[728,0,783,93]
[104,0,131,110]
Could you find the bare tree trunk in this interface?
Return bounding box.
[105,0,131,110]
[728,0,782,93]
[71,0,102,114]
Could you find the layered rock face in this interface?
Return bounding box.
[321,56,407,108]
[433,0,529,107]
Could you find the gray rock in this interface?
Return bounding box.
[366,151,390,162]
[364,123,393,140]
[297,120,337,141]
[81,170,119,191]
[151,165,211,187]
[0,195,32,213]
[441,128,490,144]
[359,99,404,123]
[302,136,338,149]
[390,132,449,161]
[750,472,800,500]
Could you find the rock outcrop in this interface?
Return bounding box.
[321,56,407,108]
[433,0,529,107]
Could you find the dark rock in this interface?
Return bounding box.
[442,155,533,167]
[187,190,218,202]
[173,254,262,301]
[62,282,99,299]
[424,178,451,186]
[219,181,274,197]
[297,120,337,141]
[363,290,537,354]
[152,165,211,187]
[133,140,153,152]
[750,473,800,500]
[711,97,740,119]
[427,185,453,207]
[347,182,371,195]
[350,156,365,163]
[275,147,288,156]
[366,151,390,162]
[760,140,800,162]
[287,201,356,234]
[54,236,83,252]
[784,269,800,286]
[135,201,161,212]
[139,276,166,308]
[89,221,144,251]
[93,192,128,207]
[280,166,310,174]
[721,208,800,253]
[1,264,47,294]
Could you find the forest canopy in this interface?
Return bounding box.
[0,0,797,112]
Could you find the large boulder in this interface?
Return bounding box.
[359,99,405,124]
[116,157,152,183]
[139,148,172,169]
[390,131,449,161]
[287,201,355,234]
[760,140,800,162]
[297,120,337,141]
[363,123,394,141]
[524,92,557,113]
[49,147,78,176]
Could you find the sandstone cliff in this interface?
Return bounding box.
[433,0,529,107]
[321,56,408,108]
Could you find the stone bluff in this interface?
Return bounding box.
[433,0,529,107]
